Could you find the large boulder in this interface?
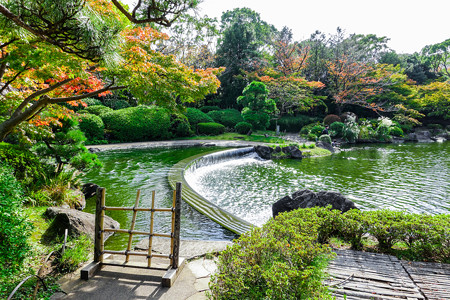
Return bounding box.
[44,207,120,241]
[281,145,303,159]
[81,183,99,199]
[254,145,274,159]
[272,189,358,218]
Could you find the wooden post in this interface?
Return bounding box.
[126,189,141,262]
[147,190,155,268]
[94,187,106,263]
[172,182,181,269]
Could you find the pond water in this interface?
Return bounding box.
[82,146,237,250]
[84,142,449,249]
[187,142,450,226]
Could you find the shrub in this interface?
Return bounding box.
[0,163,32,279]
[389,126,404,137]
[103,99,131,110]
[170,115,193,137]
[299,122,320,136]
[242,109,271,130]
[197,122,225,135]
[323,114,341,126]
[85,105,113,117]
[365,210,405,251]
[342,117,360,143]
[207,109,244,128]
[319,134,332,144]
[199,106,220,113]
[307,133,317,141]
[235,121,253,134]
[329,122,345,137]
[210,208,333,300]
[310,125,325,136]
[102,105,171,142]
[270,115,319,132]
[184,108,213,130]
[78,113,105,142]
[82,98,102,107]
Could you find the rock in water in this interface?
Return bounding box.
[254,145,274,159]
[82,183,99,199]
[272,189,358,218]
[44,207,120,241]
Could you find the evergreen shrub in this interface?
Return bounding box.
[78,113,105,142]
[319,134,332,144]
[242,109,270,130]
[270,115,319,132]
[85,105,113,117]
[329,122,345,137]
[184,108,213,130]
[235,122,253,134]
[197,122,225,135]
[207,109,244,128]
[323,114,341,126]
[199,106,220,113]
[102,105,171,142]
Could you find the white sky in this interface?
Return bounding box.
[123,0,450,54]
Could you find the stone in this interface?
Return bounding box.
[316,141,335,153]
[272,189,358,218]
[254,145,274,159]
[44,207,119,241]
[281,145,303,159]
[71,189,86,210]
[88,147,101,153]
[274,146,281,153]
[81,183,99,199]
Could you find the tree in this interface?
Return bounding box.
[0,0,222,141]
[421,39,450,79]
[215,8,276,108]
[237,81,276,130]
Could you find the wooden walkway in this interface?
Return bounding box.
[326,250,450,300]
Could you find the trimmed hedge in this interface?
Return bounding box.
[207,109,244,128]
[78,113,105,142]
[84,105,113,117]
[197,122,225,135]
[82,98,103,107]
[235,121,253,134]
[329,122,345,137]
[170,115,193,137]
[323,114,341,126]
[199,106,220,113]
[184,108,213,129]
[319,134,332,144]
[102,105,171,142]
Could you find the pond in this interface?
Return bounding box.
[187,142,450,226]
[84,142,449,249]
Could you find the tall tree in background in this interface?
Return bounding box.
[215,7,276,108]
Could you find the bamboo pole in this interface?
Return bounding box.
[94,187,106,263]
[103,250,170,259]
[172,182,182,269]
[125,189,141,262]
[148,190,155,267]
[103,228,171,238]
[170,189,176,266]
[104,207,172,212]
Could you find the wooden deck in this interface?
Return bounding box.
[326,250,450,300]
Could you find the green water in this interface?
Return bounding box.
[82,146,238,250]
[187,142,450,226]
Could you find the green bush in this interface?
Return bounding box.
[199,106,220,113]
[242,109,271,130]
[78,113,105,142]
[307,133,317,141]
[299,122,320,136]
[389,126,404,137]
[318,134,332,144]
[210,208,334,300]
[103,99,131,110]
[329,122,345,137]
[207,109,244,128]
[85,105,113,117]
[197,122,225,135]
[102,105,171,142]
[310,125,325,136]
[270,115,319,132]
[184,108,213,130]
[0,163,32,279]
[82,98,103,107]
[235,121,253,134]
[170,115,193,137]
[323,114,341,126]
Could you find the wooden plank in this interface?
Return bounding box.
[162,257,185,287]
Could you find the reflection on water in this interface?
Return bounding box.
[83,147,238,250]
[186,142,450,226]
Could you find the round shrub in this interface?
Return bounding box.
[78,113,105,142]
[329,121,345,137]
[102,105,171,142]
[170,115,193,137]
[323,114,341,126]
[0,163,32,279]
[85,105,113,117]
[207,109,244,128]
[319,134,332,144]
[83,98,103,107]
[242,109,270,130]
[199,106,220,113]
[103,99,131,110]
[389,126,404,137]
[310,125,325,136]
[197,122,225,135]
[307,133,317,141]
[270,115,319,132]
[184,108,213,129]
[235,121,253,134]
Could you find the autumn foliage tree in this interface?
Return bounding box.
[0,0,222,141]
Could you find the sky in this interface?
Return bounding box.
[123,0,449,54]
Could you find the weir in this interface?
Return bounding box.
[168,147,257,235]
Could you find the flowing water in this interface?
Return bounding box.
[83,142,449,248]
